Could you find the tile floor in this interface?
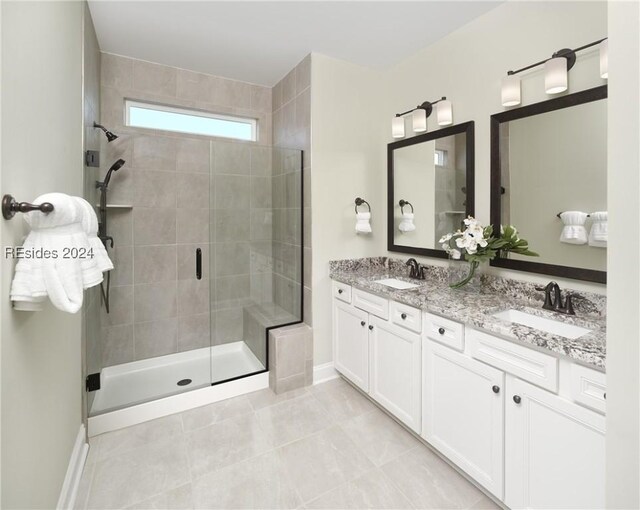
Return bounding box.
[76,378,501,510]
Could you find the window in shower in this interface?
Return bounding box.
[125,100,257,141]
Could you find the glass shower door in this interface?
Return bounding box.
[209,142,303,384]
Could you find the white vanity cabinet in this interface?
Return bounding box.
[331,279,606,509]
[505,376,606,510]
[423,339,505,498]
[369,316,421,432]
[332,283,422,431]
[333,299,370,392]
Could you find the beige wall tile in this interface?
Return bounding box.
[133,208,177,245]
[134,318,178,360]
[296,55,311,94]
[281,69,296,105]
[101,53,134,90]
[177,279,210,316]
[133,60,177,97]
[176,208,209,243]
[178,313,210,352]
[133,170,176,208]
[134,245,177,284]
[101,324,134,367]
[250,85,272,113]
[134,281,177,322]
[176,172,209,208]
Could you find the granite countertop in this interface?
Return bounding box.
[329,258,606,371]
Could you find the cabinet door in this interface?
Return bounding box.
[505,376,606,509]
[423,340,505,499]
[333,299,370,391]
[369,316,421,432]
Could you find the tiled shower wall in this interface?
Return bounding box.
[272,55,312,325]
[98,54,273,367]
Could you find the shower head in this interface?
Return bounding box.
[102,158,126,189]
[94,122,119,143]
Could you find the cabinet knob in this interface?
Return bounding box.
[492,385,500,394]
[361,321,366,327]
[401,313,407,320]
[338,289,343,294]
[438,327,445,335]
[368,325,374,331]
[513,395,522,404]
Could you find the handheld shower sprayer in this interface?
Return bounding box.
[93,122,119,143]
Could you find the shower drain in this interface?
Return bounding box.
[177,379,192,386]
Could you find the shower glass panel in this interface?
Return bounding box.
[209,142,303,384]
[87,136,303,418]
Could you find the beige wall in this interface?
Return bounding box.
[606,1,640,507]
[310,1,608,366]
[311,54,386,364]
[1,1,84,507]
[380,1,608,295]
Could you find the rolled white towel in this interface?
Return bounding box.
[10,193,104,313]
[355,212,372,234]
[74,197,114,272]
[588,211,608,248]
[559,211,588,245]
[398,212,416,232]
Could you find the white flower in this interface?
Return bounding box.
[438,233,453,244]
[451,249,462,260]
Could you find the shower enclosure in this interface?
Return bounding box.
[85,137,303,417]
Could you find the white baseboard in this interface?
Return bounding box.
[88,372,269,437]
[313,362,339,385]
[57,424,89,510]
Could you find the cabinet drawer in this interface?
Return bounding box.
[570,364,606,414]
[467,328,558,392]
[352,289,389,320]
[391,301,422,333]
[424,313,464,351]
[333,281,352,303]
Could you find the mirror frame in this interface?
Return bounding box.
[490,85,608,284]
[387,121,475,259]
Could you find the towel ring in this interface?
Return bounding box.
[2,194,54,220]
[399,199,414,214]
[354,197,371,214]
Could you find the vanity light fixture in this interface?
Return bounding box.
[392,97,452,138]
[501,37,607,106]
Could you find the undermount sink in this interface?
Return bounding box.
[493,309,591,340]
[374,278,420,290]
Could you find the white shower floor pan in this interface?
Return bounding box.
[90,341,265,416]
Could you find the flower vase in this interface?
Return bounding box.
[447,257,481,290]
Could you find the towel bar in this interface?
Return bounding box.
[556,212,591,218]
[2,194,54,220]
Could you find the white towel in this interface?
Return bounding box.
[588,211,608,248]
[74,197,114,272]
[10,193,105,313]
[398,212,416,232]
[355,212,372,234]
[559,211,588,245]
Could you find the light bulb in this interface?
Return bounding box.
[600,39,608,79]
[545,57,568,94]
[437,100,453,126]
[392,116,405,138]
[412,108,427,133]
[501,74,521,107]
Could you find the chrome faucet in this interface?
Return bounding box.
[535,281,581,315]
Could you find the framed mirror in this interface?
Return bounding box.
[388,121,475,258]
[490,86,607,283]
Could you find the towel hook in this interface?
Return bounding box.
[2,194,54,220]
[399,199,414,214]
[354,197,371,214]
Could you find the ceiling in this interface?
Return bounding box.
[88,1,502,87]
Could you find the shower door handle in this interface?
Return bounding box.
[195,248,202,280]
